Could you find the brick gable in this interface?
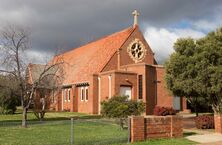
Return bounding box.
[102,26,156,72]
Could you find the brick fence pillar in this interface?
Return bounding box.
[214,114,222,133]
[171,115,183,137]
[130,116,145,142]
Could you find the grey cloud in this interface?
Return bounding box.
[0,0,222,62]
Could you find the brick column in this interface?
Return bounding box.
[214,114,222,133]
[171,115,183,137]
[130,116,145,142]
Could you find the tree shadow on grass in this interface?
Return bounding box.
[183,132,197,137]
[0,115,102,127]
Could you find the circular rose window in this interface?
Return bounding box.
[127,39,146,63]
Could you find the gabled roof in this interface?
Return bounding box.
[27,63,59,88]
[27,64,46,84]
[53,26,136,84]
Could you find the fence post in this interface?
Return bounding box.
[70,118,74,145]
[128,117,131,143]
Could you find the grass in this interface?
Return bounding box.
[0,120,196,145]
[119,138,196,145]
[0,107,100,123]
[0,109,196,145]
[0,119,128,145]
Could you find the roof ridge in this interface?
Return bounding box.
[58,26,134,57]
[100,26,138,72]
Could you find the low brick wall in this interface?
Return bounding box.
[214,114,222,133]
[130,115,183,142]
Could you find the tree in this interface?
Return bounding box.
[27,63,64,121]
[101,96,145,129]
[0,24,63,127]
[195,28,222,114]
[164,38,202,116]
[165,28,222,115]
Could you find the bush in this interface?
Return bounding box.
[0,89,18,114]
[153,106,176,116]
[195,115,214,129]
[101,96,145,129]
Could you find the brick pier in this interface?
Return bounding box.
[130,115,183,142]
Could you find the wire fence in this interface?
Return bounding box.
[0,118,129,145]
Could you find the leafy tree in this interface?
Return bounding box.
[165,38,202,116]
[101,96,145,129]
[195,28,222,114]
[165,28,222,115]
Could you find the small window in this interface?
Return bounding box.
[68,89,71,102]
[81,87,84,101]
[85,87,88,101]
[63,89,67,102]
[138,75,143,99]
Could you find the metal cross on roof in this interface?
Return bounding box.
[132,10,140,27]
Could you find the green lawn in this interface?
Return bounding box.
[0,110,196,145]
[0,119,196,145]
[0,108,100,122]
[0,119,128,145]
[120,138,196,145]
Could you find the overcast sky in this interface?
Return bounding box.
[0,0,222,64]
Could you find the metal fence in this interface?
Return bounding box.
[0,118,129,145]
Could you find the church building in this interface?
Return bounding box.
[28,10,187,115]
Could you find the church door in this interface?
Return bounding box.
[120,86,132,100]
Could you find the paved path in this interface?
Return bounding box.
[186,133,222,144]
[180,114,222,145]
[197,141,222,145]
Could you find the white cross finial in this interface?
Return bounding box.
[132,10,140,27]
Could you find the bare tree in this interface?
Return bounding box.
[0,24,64,127]
[27,59,64,121]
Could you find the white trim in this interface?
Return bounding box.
[64,89,67,102]
[85,87,88,101]
[108,75,112,99]
[98,77,101,114]
[80,87,84,101]
[68,89,71,102]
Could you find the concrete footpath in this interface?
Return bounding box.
[186,133,222,144]
[181,114,222,145]
[198,141,222,145]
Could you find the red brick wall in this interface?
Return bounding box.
[100,71,138,101]
[130,115,183,143]
[102,27,155,73]
[76,85,93,114]
[55,90,62,111]
[155,67,173,107]
[113,71,138,100]
[131,116,145,142]
[120,28,155,66]
[121,64,146,102]
[91,74,99,114]
[214,115,222,133]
